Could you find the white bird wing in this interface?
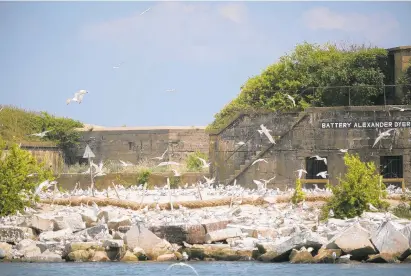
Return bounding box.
[251,159,261,166]
[287,94,295,106]
[373,134,384,148]
[119,160,127,166]
[35,180,49,195]
[262,130,276,144]
[161,149,168,158]
[197,157,207,166]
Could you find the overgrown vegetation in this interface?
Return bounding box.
[292,178,305,204]
[136,168,152,185]
[392,192,411,219]
[169,176,181,189]
[399,60,411,104]
[207,42,394,133]
[0,139,54,216]
[186,151,209,172]
[0,106,83,155]
[322,153,389,219]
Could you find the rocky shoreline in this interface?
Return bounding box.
[1,198,411,265]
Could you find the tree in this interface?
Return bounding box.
[399,60,411,104]
[207,42,390,132]
[322,153,388,219]
[0,139,54,216]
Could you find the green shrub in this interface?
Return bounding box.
[322,153,388,219]
[0,139,54,217]
[292,178,305,204]
[136,168,152,186]
[186,151,208,172]
[392,202,411,220]
[169,176,181,189]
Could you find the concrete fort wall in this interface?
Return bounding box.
[210,106,411,189]
[74,126,209,164]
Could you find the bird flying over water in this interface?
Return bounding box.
[67,90,88,105]
[286,94,296,107]
[372,129,395,148]
[259,124,276,144]
[167,262,199,276]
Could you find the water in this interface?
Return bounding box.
[1,262,411,276]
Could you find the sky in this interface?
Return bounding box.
[0,1,410,127]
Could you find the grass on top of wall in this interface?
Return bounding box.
[0,105,83,148]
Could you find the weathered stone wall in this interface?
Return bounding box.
[19,145,64,173]
[211,106,411,189]
[75,126,209,164]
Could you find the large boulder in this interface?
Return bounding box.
[97,210,119,222]
[67,250,93,262]
[327,222,376,259]
[36,241,63,254]
[313,248,341,263]
[124,226,172,260]
[400,223,411,247]
[366,253,399,263]
[102,239,124,249]
[150,220,231,244]
[30,214,55,232]
[0,242,13,259]
[90,251,110,262]
[65,242,104,256]
[17,239,41,258]
[257,230,326,262]
[157,253,177,262]
[121,250,138,262]
[371,221,409,258]
[289,249,315,264]
[75,224,108,239]
[39,228,72,242]
[25,249,64,263]
[184,244,253,261]
[107,216,131,231]
[53,213,86,232]
[205,228,243,244]
[0,226,35,243]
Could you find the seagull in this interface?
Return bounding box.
[391,106,410,112]
[259,176,276,189]
[152,149,168,160]
[316,171,328,179]
[140,7,151,15]
[172,169,181,177]
[251,159,268,166]
[34,180,57,196]
[331,252,337,263]
[329,209,334,217]
[119,160,133,167]
[236,141,246,146]
[197,157,210,168]
[368,203,378,212]
[112,62,124,69]
[91,161,105,176]
[339,149,348,153]
[259,124,276,144]
[29,130,50,138]
[310,155,327,165]
[157,161,180,167]
[166,89,176,92]
[295,169,307,179]
[339,254,351,260]
[286,94,296,106]
[0,107,3,112]
[372,129,395,148]
[167,263,199,276]
[66,90,88,105]
[253,180,265,190]
[182,251,189,261]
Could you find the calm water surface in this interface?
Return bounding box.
[1,262,411,276]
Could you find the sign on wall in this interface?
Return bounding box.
[320,121,411,129]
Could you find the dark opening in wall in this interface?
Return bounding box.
[380,155,403,178]
[128,142,135,151]
[305,157,328,179]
